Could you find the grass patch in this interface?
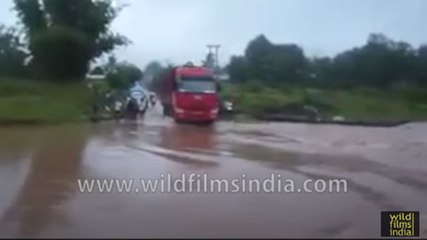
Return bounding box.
[0,78,93,123]
[230,83,427,121]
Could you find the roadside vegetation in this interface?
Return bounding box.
[0,78,91,123]
[220,82,427,122]
[0,0,137,124]
[0,1,426,124]
[221,34,427,122]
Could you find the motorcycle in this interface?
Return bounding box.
[220,100,234,119]
[224,101,234,112]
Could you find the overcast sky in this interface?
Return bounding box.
[1,0,426,69]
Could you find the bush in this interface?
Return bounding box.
[301,94,335,113]
[243,80,265,93]
[233,83,427,121]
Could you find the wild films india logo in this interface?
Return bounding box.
[381,211,420,237]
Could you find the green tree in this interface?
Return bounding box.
[14,0,129,81]
[106,62,142,90]
[329,33,416,88]
[244,34,274,81]
[414,45,427,86]
[227,56,247,83]
[265,44,308,84]
[229,34,308,85]
[308,57,334,87]
[226,33,425,89]
[0,25,28,78]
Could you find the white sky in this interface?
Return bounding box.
[1,0,427,69]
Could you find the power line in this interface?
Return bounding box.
[206,44,221,70]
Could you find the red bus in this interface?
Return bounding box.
[160,63,220,124]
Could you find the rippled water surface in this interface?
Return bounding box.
[0,109,426,238]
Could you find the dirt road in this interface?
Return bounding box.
[0,108,426,238]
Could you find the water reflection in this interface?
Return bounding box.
[159,124,217,152]
[1,124,88,237]
[87,120,142,146]
[0,127,37,165]
[121,120,141,141]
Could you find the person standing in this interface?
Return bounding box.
[113,99,124,120]
[139,95,149,119]
[125,97,139,120]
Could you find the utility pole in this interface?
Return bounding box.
[206,44,221,71]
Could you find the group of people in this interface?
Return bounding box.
[120,92,156,120]
[114,92,156,120]
[88,81,158,122]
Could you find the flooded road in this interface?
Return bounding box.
[0,108,426,238]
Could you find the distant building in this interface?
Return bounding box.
[215,73,230,81]
[86,65,106,81]
[86,74,106,81]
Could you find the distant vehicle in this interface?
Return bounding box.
[223,100,234,112]
[218,100,235,120]
[159,62,220,124]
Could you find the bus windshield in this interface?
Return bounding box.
[177,77,216,93]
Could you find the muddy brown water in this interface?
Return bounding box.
[0,109,426,238]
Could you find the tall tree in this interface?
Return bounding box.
[414,45,427,86]
[265,44,308,84]
[0,25,28,78]
[14,0,129,80]
[244,34,274,81]
[226,33,426,88]
[227,56,247,83]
